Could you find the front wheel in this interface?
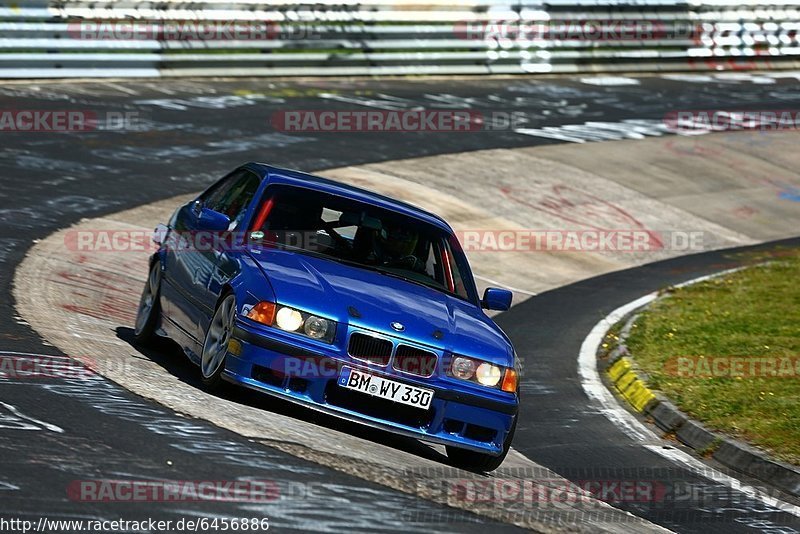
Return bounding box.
[446,417,517,472]
[134,262,162,345]
[200,294,236,391]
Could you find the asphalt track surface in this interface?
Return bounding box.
[1,75,800,532]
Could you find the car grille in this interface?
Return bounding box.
[392,344,438,377]
[348,332,392,366]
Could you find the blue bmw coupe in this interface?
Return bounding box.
[134,163,519,471]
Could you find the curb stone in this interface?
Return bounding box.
[603,308,800,499]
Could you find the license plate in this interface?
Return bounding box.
[338,367,433,410]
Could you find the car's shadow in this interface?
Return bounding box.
[115,327,453,467]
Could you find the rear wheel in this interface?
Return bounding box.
[134,263,162,345]
[446,416,517,472]
[200,294,236,391]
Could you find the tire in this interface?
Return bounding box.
[200,293,236,391]
[134,262,162,345]
[446,416,517,472]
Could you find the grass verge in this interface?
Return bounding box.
[626,249,800,466]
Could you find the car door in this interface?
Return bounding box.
[197,169,262,318]
[161,168,260,343]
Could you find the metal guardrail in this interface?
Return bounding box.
[1,1,800,78]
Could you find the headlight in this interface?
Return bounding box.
[246,302,336,343]
[476,362,502,387]
[451,356,477,380]
[304,316,330,339]
[275,307,303,332]
[448,354,510,390]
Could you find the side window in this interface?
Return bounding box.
[202,170,261,230]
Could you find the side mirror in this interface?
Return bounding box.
[152,223,169,246]
[482,287,513,311]
[196,207,231,232]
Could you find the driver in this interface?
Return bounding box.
[379,225,423,271]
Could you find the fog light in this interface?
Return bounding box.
[227,338,243,356]
[476,362,502,387]
[275,307,303,332]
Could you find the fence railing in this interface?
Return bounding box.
[2,1,799,78]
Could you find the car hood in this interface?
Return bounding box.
[249,249,512,364]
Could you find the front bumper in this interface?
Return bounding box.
[227,322,518,455]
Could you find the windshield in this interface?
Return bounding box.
[249,184,475,301]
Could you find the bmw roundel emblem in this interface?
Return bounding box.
[390,321,405,332]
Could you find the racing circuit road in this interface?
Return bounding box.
[2,74,800,533]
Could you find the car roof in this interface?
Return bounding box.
[245,162,453,233]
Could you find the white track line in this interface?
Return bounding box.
[578,269,800,518]
[0,401,64,434]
